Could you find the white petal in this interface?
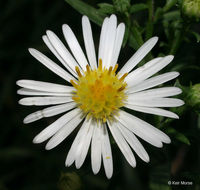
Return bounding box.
[108,121,136,167]
[75,119,94,169]
[46,30,81,76]
[91,124,102,174]
[125,104,179,119]
[125,57,162,80]
[62,24,89,70]
[126,55,174,86]
[42,35,77,77]
[82,16,97,70]
[119,37,158,74]
[126,97,184,107]
[127,72,180,93]
[117,110,170,145]
[19,96,73,106]
[17,88,72,97]
[103,14,117,68]
[101,124,113,179]
[23,102,77,123]
[128,87,182,98]
[33,108,80,143]
[45,111,83,150]
[16,80,74,93]
[28,48,75,82]
[98,17,109,67]
[117,122,149,162]
[110,23,125,67]
[65,119,89,167]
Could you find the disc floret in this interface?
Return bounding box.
[71,59,127,123]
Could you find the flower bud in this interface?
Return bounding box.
[112,0,130,15]
[187,84,200,107]
[182,0,200,22]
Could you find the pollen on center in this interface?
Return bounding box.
[70,59,127,123]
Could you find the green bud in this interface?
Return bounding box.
[112,0,130,15]
[187,84,200,107]
[58,172,82,190]
[182,0,200,22]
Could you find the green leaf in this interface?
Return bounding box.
[163,0,178,12]
[123,26,129,48]
[98,3,115,14]
[129,31,139,50]
[165,128,190,145]
[154,7,163,22]
[131,24,144,47]
[145,0,154,40]
[191,31,200,43]
[65,0,106,26]
[163,11,180,21]
[130,3,148,13]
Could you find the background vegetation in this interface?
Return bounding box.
[0,0,200,189]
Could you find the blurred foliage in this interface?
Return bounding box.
[58,172,82,190]
[0,0,200,190]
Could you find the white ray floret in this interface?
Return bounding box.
[101,124,113,179]
[91,124,102,174]
[19,96,73,106]
[117,110,171,144]
[126,55,174,86]
[28,48,75,82]
[126,97,184,108]
[43,33,78,77]
[125,105,179,119]
[17,88,72,97]
[23,102,76,124]
[128,87,182,99]
[103,14,117,68]
[62,24,89,70]
[127,72,180,93]
[119,37,158,75]
[16,80,74,93]
[117,122,149,162]
[75,119,94,169]
[33,108,80,144]
[108,121,136,167]
[65,119,90,167]
[110,23,125,67]
[98,17,109,67]
[46,30,81,73]
[82,16,97,70]
[45,111,83,150]
[124,57,163,80]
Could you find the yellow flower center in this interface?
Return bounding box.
[71,59,127,123]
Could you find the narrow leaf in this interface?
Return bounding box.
[130,3,148,13]
[65,0,106,26]
[98,3,115,14]
[191,31,200,43]
[166,128,190,145]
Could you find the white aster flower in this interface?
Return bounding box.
[16,14,184,179]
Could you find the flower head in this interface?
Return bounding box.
[17,15,184,178]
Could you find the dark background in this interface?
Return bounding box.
[0,0,200,190]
